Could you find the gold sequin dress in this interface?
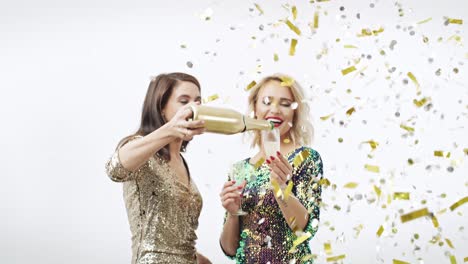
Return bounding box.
[105,136,202,264]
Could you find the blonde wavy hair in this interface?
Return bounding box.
[247,73,314,149]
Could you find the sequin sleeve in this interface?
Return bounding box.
[105,136,147,182]
[292,147,323,239]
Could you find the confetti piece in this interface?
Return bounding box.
[324,242,332,255]
[445,238,455,249]
[357,27,384,37]
[413,97,430,107]
[293,149,310,167]
[450,255,457,264]
[417,17,433,24]
[320,113,334,120]
[326,255,345,262]
[449,196,468,211]
[463,256,467,262]
[313,11,319,29]
[289,39,298,56]
[280,76,295,86]
[374,185,382,197]
[344,182,359,189]
[431,215,440,228]
[319,178,331,187]
[290,232,311,249]
[283,181,294,200]
[180,44,187,49]
[292,6,297,20]
[393,260,410,264]
[434,151,451,158]
[245,81,257,91]
[344,44,358,49]
[274,53,279,61]
[285,20,301,35]
[203,94,219,103]
[363,140,379,150]
[376,225,384,237]
[400,208,429,223]
[393,192,410,200]
[447,18,463,25]
[407,72,420,90]
[341,66,357,75]
[346,107,356,116]
[365,164,380,173]
[464,148,468,155]
[400,124,415,132]
[253,157,265,169]
[271,179,283,199]
[254,3,264,15]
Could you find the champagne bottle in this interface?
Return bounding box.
[189,105,273,135]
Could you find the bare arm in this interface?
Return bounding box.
[119,105,205,171]
[267,152,309,231]
[219,181,245,256]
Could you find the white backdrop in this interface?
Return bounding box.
[1,0,467,263]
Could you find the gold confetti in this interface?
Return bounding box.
[274,53,279,61]
[434,150,451,158]
[400,208,429,223]
[289,232,312,253]
[283,138,291,144]
[407,72,421,90]
[344,44,358,49]
[180,44,187,49]
[319,178,331,187]
[374,185,382,197]
[365,164,380,173]
[254,3,264,15]
[280,76,295,86]
[324,242,332,255]
[203,94,219,103]
[346,107,356,116]
[289,39,298,56]
[445,238,455,249]
[413,97,430,107]
[450,255,457,264]
[341,66,357,75]
[464,148,468,155]
[271,179,283,199]
[293,149,310,167]
[313,11,319,29]
[285,20,301,35]
[326,254,345,262]
[447,18,463,24]
[417,17,433,24]
[320,113,334,120]
[344,182,359,189]
[283,181,294,200]
[292,6,297,20]
[463,256,467,262]
[363,140,379,150]
[245,80,257,91]
[431,215,440,228]
[393,260,410,264]
[357,27,384,37]
[400,124,415,132]
[376,225,384,237]
[393,192,410,200]
[449,196,468,211]
[253,157,265,169]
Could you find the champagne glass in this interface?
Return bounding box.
[261,128,280,158]
[227,162,249,216]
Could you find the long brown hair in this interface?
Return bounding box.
[118,72,201,161]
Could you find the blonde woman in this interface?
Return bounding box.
[219,74,323,263]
